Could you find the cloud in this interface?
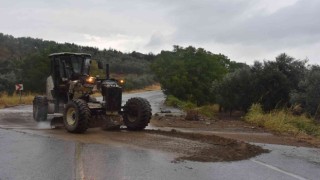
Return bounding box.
[163,0,320,47]
[217,0,320,47]
[79,33,145,52]
[150,0,320,63]
[0,0,320,63]
[144,31,174,53]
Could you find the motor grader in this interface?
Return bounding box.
[33,52,152,133]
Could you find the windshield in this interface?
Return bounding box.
[57,55,91,79]
[66,56,91,75]
[70,56,83,74]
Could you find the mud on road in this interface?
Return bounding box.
[0,105,268,162]
[152,114,320,148]
[146,129,268,162]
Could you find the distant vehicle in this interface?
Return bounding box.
[33,52,151,133]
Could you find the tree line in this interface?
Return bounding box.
[152,46,320,117]
[0,33,155,93]
[2,33,319,117]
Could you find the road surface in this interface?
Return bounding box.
[0,90,319,180]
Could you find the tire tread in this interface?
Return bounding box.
[123,97,152,130]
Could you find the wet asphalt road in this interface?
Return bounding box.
[0,90,320,180]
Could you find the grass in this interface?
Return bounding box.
[245,104,320,138]
[0,92,35,108]
[196,105,219,119]
[165,95,219,119]
[165,95,196,110]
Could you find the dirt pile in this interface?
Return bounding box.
[146,129,269,162]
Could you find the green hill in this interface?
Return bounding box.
[0,33,156,93]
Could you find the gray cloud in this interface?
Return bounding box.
[217,0,320,46]
[0,0,319,63]
[145,32,166,48]
[164,0,320,48]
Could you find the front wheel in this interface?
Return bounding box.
[63,99,91,133]
[123,97,152,130]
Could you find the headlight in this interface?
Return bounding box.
[86,76,96,84]
[119,79,125,85]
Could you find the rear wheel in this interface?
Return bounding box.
[63,99,90,133]
[33,96,48,122]
[123,97,152,130]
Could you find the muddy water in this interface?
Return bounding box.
[0,105,266,162]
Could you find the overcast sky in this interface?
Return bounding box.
[1,0,319,64]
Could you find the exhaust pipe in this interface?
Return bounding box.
[106,64,110,79]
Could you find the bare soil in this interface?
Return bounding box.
[145,129,269,162]
[151,113,320,148]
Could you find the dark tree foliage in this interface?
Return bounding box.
[20,53,50,93]
[0,71,17,95]
[152,46,242,105]
[124,74,156,90]
[253,64,290,111]
[216,53,308,112]
[290,66,320,117]
[214,67,253,112]
[253,54,306,111]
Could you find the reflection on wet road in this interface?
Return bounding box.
[0,129,75,179]
[0,91,319,180]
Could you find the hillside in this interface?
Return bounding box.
[0,33,156,93]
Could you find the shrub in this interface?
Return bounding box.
[245,104,266,126]
[165,95,196,110]
[165,95,218,119]
[245,104,320,137]
[196,105,219,119]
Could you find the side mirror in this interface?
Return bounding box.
[97,61,103,69]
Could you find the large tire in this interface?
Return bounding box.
[123,97,152,130]
[63,99,91,133]
[33,96,48,122]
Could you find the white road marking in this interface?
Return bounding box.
[75,143,85,180]
[251,159,308,180]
